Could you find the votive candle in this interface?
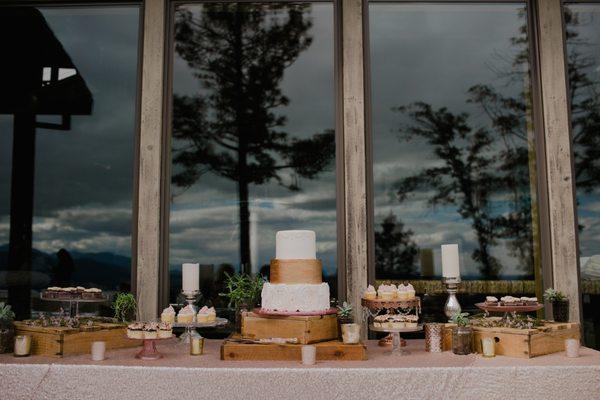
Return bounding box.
[425,323,443,353]
[441,244,460,278]
[91,341,106,361]
[13,335,31,357]
[182,263,200,293]
[190,336,204,355]
[301,345,316,365]
[565,338,580,358]
[481,337,495,358]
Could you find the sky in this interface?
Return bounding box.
[1,3,599,288]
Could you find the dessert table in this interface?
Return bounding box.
[1,339,599,400]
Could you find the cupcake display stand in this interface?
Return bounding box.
[39,293,108,318]
[174,317,229,344]
[369,324,423,355]
[362,297,421,352]
[475,303,543,323]
[127,335,175,360]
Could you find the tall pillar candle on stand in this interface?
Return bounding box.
[180,263,200,343]
[441,244,462,322]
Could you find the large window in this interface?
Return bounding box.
[369,3,542,318]
[167,3,337,308]
[0,6,140,318]
[565,2,600,350]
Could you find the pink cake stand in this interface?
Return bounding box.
[253,307,338,316]
[127,335,174,360]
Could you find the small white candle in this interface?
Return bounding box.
[481,337,495,358]
[182,263,200,293]
[91,341,106,361]
[441,244,460,278]
[301,345,316,365]
[565,338,580,358]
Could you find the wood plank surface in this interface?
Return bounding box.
[241,312,338,344]
[221,339,367,361]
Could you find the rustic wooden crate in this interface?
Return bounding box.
[241,312,338,344]
[442,322,580,358]
[14,322,141,357]
[221,337,367,361]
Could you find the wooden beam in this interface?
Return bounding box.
[136,0,166,321]
[341,0,368,331]
[535,0,581,323]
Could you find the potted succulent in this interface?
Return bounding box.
[219,272,264,332]
[451,312,472,355]
[0,302,16,353]
[337,302,360,343]
[113,293,137,323]
[543,288,569,322]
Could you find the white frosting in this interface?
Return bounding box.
[261,282,330,312]
[162,305,176,315]
[275,230,316,260]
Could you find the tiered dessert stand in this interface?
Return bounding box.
[40,291,107,318]
[362,297,422,355]
[176,290,229,343]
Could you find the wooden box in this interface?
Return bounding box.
[15,322,141,357]
[241,312,338,344]
[442,322,580,358]
[221,338,367,361]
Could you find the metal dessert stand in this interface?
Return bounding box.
[362,297,421,351]
[40,292,107,317]
[174,318,229,344]
[475,302,544,323]
[369,324,423,355]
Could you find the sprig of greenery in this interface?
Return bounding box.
[451,312,470,327]
[0,302,15,330]
[219,272,264,310]
[543,288,567,302]
[113,293,137,322]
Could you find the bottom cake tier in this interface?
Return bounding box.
[261,282,330,312]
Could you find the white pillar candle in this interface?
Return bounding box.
[91,341,106,361]
[565,338,580,358]
[441,244,460,278]
[182,263,200,293]
[481,337,495,358]
[301,344,316,365]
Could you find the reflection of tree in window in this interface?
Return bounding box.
[375,213,418,279]
[388,9,536,279]
[172,4,335,274]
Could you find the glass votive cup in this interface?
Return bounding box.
[424,323,443,353]
[481,337,496,358]
[13,335,31,357]
[565,338,580,358]
[91,341,106,361]
[301,345,316,365]
[190,336,204,355]
[341,323,360,344]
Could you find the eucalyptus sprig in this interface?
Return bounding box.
[219,272,265,310]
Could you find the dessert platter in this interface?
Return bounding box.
[361,283,422,354]
[258,230,335,316]
[126,321,174,360]
[162,304,228,343]
[476,296,543,313]
[40,286,107,317]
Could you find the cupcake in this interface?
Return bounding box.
[363,285,377,300]
[373,315,387,328]
[405,283,416,299]
[143,322,158,339]
[127,322,144,339]
[82,288,102,300]
[523,297,538,306]
[397,284,409,300]
[378,285,394,300]
[485,296,499,305]
[177,305,195,323]
[391,315,405,329]
[158,322,172,339]
[196,306,210,323]
[161,305,176,323]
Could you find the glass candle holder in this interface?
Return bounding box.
[341,323,360,344]
[13,335,31,357]
[481,337,495,358]
[452,326,472,355]
[190,336,204,356]
[425,323,443,353]
[91,341,106,361]
[565,338,580,358]
[301,345,316,365]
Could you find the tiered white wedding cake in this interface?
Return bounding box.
[261,230,331,313]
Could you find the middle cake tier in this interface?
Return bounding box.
[261,282,330,313]
[269,259,322,284]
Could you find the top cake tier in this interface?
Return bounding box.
[275,230,316,260]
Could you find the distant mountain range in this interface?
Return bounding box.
[0,243,131,291]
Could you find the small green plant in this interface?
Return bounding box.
[451,312,470,327]
[0,303,15,330]
[219,272,264,310]
[543,288,567,303]
[113,293,137,322]
[337,301,353,320]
